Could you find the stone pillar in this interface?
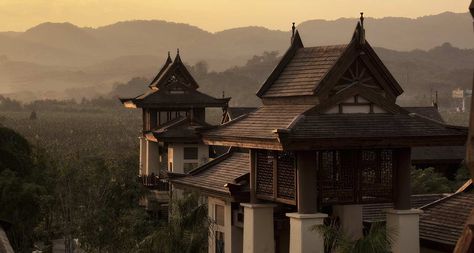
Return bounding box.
[386,209,423,253]
[241,203,276,253]
[145,140,160,175]
[286,213,327,253]
[286,151,326,253]
[387,148,421,253]
[333,205,363,240]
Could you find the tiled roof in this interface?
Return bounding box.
[152,116,210,142]
[420,185,474,246]
[362,194,446,222]
[171,152,250,196]
[206,105,312,140]
[226,107,258,120]
[263,45,347,98]
[290,113,467,140]
[126,89,229,108]
[404,107,444,122]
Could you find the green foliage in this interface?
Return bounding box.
[411,167,453,194]
[64,157,151,253]
[454,164,471,189]
[315,221,393,253]
[0,127,51,252]
[137,193,210,253]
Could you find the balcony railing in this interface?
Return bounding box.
[139,174,169,191]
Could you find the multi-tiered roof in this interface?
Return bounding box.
[120,51,229,109]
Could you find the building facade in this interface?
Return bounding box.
[120,51,229,214]
[172,16,467,253]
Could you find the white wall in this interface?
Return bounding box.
[145,140,160,175]
[168,143,209,173]
[208,197,240,253]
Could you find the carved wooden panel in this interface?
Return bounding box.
[331,58,384,95]
[256,150,274,196]
[276,152,295,200]
[318,149,394,205]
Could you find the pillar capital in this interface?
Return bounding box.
[241,203,277,209]
[386,208,422,253]
[286,212,327,253]
[241,202,275,253]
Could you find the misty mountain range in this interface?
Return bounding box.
[0,11,473,103]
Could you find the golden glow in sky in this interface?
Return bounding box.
[0,0,469,32]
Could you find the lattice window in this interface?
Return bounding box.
[318,149,394,205]
[276,152,295,200]
[359,149,393,203]
[256,150,274,196]
[318,151,355,204]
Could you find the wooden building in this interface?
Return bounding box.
[172,15,467,253]
[120,50,229,214]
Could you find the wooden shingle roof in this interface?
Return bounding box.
[362,194,446,223]
[120,52,230,109]
[126,88,229,109]
[404,106,444,123]
[263,45,347,97]
[203,104,467,150]
[171,152,250,197]
[420,184,474,246]
[150,116,210,143]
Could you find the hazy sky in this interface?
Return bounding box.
[0,0,470,32]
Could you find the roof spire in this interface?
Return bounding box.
[174,48,182,63]
[166,51,172,64]
[352,12,366,45]
[291,22,296,42]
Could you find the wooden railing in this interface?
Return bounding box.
[139,174,169,191]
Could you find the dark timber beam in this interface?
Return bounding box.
[296,151,318,213]
[249,149,257,203]
[394,148,411,210]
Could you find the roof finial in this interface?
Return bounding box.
[360,12,364,28]
[291,22,296,42]
[177,48,180,55]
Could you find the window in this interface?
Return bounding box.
[215,231,224,253]
[183,147,198,160]
[183,163,198,173]
[215,204,225,226]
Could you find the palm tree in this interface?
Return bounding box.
[315,218,394,253]
[137,192,211,253]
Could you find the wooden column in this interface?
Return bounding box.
[395,148,411,210]
[149,109,158,129]
[296,151,318,214]
[249,149,257,203]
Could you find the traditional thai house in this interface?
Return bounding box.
[172,15,467,253]
[120,50,229,214]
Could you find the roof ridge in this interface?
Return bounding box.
[187,151,234,175]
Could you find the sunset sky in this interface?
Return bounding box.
[0,0,470,32]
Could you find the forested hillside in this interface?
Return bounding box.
[0,12,472,103]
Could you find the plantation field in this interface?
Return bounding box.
[0,108,141,161]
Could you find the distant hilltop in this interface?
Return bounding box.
[0,11,472,102]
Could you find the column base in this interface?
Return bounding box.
[386,208,423,253]
[241,203,276,253]
[286,212,328,253]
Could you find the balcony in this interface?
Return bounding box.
[139,174,170,192]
